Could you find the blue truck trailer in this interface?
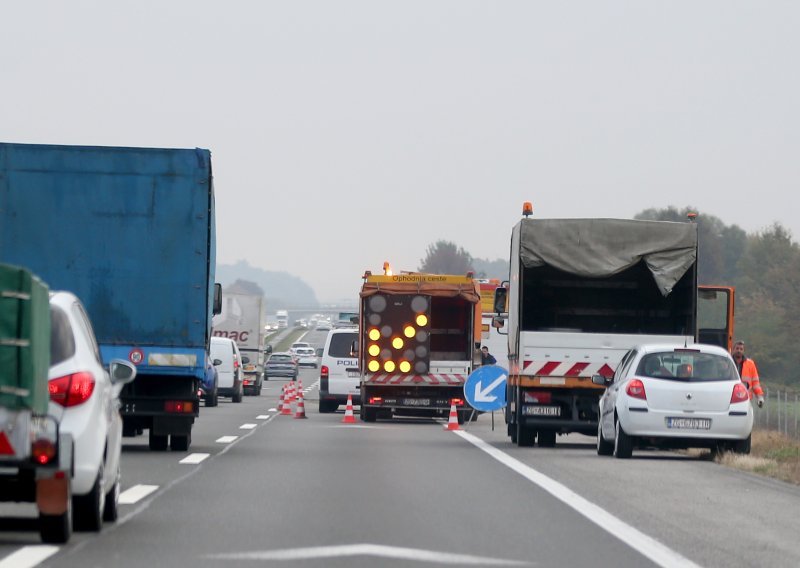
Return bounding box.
[0,142,221,451]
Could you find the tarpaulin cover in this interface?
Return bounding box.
[518,218,698,297]
[0,263,50,413]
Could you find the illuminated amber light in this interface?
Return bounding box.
[368,344,380,357]
[403,325,416,338]
[368,360,380,372]
[399,361,411,373]
[415,314,428,326]
[368,328,380,341]
[392,337,404,349]
[384,360,396,372]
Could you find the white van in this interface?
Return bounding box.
[210,336,244,403]
[318,328,359,413]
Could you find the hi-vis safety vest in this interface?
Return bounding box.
[738,358,764,398]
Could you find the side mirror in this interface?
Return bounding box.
[492,316,505,329]
[109,359,137,385]
[592,374,611,387]
[213,358,222,366]
[350,340,359,358]
[213,283,223,315]
[493,287,508,314]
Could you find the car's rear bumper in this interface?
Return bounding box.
[620,405,753,440]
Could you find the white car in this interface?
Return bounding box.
[294,347,318,368]
[210,336,244,402]
[595,343,753,459]
[48,291,137,531]
[288,342,311,355]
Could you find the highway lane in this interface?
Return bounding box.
[1,329,799,566]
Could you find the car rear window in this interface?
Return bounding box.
[270,354,293,362]
[637,352,737,382]
[328,332,357,358]
[50,306,75,365]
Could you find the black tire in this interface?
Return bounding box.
[597,420,614,456]
[122,422,137,437]
[538,429,557,448]
[73,466,104,532]
[170,434,191,452]
[509,421,518,443]
[731,434,751,455]
[232,385,243,403]
[205,388,218,407]
[103,467,120,523]
[318,400,337,413]
[613,418,633,459]
[40,507,71,544]
[149,431,168,451]
[252,380,262,396]
[517,420,535,447]
[361,407,377,422]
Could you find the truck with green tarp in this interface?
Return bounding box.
[0,263,73,543]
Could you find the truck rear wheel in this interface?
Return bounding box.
[517,421,535,447]
[40,508,71,544]
[149,431,168,451]
[170,434,191,452]
[538,429,556,447]
[361,407,377,422]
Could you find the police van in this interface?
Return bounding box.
[318,328,359,413]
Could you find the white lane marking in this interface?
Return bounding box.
[179,453,210,465]
[0,546,59,568]
[206,544,529,565]
[239,423,257,430]
[119,484,159,505]
[216,435,239,443]
[268,407,278,412]
[256,415,270,419]
[455,430,702,568]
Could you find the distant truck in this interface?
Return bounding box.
[335,311,359,328]
[358,272,482,423]
[275,310,289,329]
[0,263,72,543]
[494,204,734,447]
[213,293,264,395]
[0,142,222,452]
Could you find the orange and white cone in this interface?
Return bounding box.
[281,385,293,415]
[444,404,460,431]
[277,386,286,413]
[294,390,307,419]
[342,394,356,424]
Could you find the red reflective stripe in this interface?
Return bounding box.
[523,360,533,370]
[0,432,14,455]
[535,362,561,375]
[598,364,615,378]
[564,362,589,377]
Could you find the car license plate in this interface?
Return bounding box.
[402,398,430,406]
[347,371,360,378]
[666,417,712,430]
[523,405,561,416]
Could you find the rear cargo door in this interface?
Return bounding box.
[697,286,735,351]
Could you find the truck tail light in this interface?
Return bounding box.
[731,383,749,404]
[165,401,194,413]
[49,372,96,407]
[626,379,647,400]
[31,439,57,465]
[321,365,329,379]
[523,391,552,404]
[450,398,465,406]
[369,397,383,405]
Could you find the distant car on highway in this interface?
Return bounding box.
[294,347,318,368]
[210,337,244,403]
[594,343,753,458]
[289,342,311,355]
[48,291,137,530]
[315,320,332,331]
[264,352,299,381]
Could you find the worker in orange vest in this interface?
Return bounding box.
[732,340,765,408]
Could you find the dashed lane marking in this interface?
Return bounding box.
[179,453,210,465]
[240,423,257,430]
[0,546,59,568]
[216,435,239,443]
[119,484,159,505]
[256,415,270,419]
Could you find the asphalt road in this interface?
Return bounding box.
[2,329,799,568]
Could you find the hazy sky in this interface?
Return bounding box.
[3,2,798,302]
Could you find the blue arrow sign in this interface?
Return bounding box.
[464,365,508,412]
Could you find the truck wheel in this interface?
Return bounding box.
[170,434,191,452]
[318,401,337,413]
[103,466,121,522]
[510,424,518,443]
[73,466,104,531]
[40,506,72,544]
[361,407,377,422]
[149,431,168,451]
[517,422,535,447]
[538,429,556,447]
[613,418,633,459]
[122,422,137,437]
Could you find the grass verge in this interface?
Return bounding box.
[716,430,800,485]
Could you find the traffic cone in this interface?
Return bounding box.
[281,384,293,415]
[342,394,356,424]
[444,404,460,431]
[277,385,286,413]
[297,379,303,393]
[294,390,307,419]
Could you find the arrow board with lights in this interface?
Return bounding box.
[464,365,508,412]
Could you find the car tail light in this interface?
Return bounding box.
[321,365,329,379]
[49,372,96,407]
[626,379,647,400]
[450,398,465,406]
[731,383,749,404]
[165,401,194,413]
[31,439,57,465]
[369,396,383,404]
[233,359,240,369]
[523,391,552,404]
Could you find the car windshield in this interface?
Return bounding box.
[637,351,737,382]
[270,355,293,363]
